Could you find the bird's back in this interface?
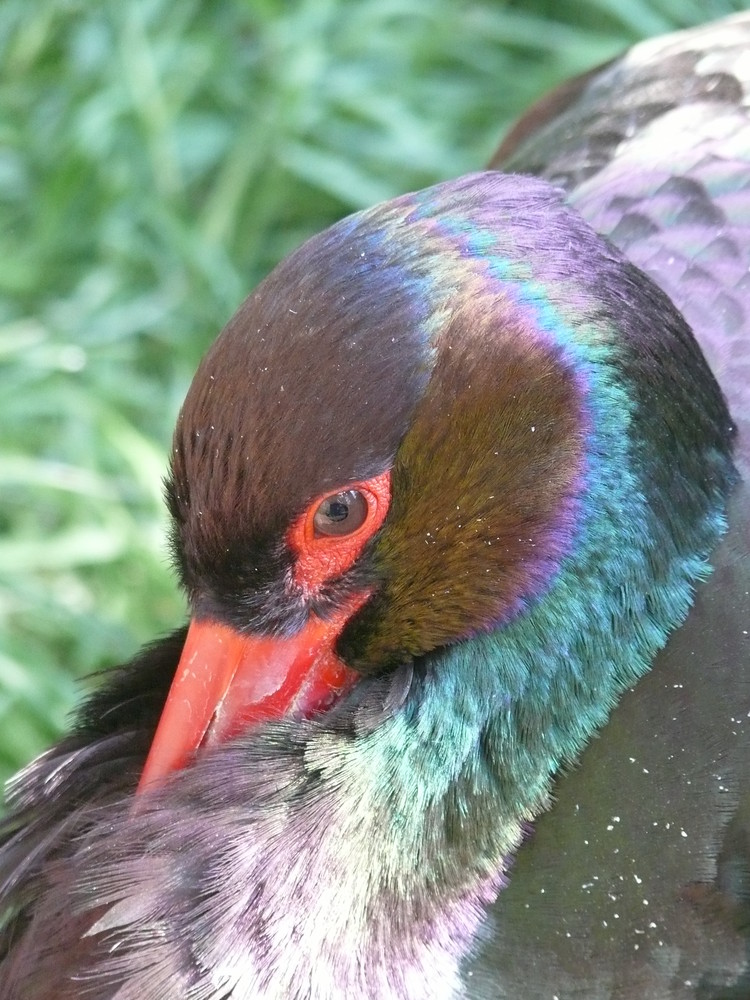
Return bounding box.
[467,15,750,999]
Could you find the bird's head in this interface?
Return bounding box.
[142,172,735,834]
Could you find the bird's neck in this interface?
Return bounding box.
[270,384,737,993]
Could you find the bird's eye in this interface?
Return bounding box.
[288,471,391,592]
[313,490,369,537]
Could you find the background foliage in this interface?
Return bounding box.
[2,0,747,784]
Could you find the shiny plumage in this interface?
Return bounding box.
[2,14,749,1000]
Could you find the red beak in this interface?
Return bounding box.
[137,600,363,792]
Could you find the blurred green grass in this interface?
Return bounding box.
[2,0,747,784]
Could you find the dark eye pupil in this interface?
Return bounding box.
[313,489,369,537]
[324,499,350,522]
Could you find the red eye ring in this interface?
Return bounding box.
[288,470,391,595]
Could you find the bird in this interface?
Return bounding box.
[1,12,749,1000]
